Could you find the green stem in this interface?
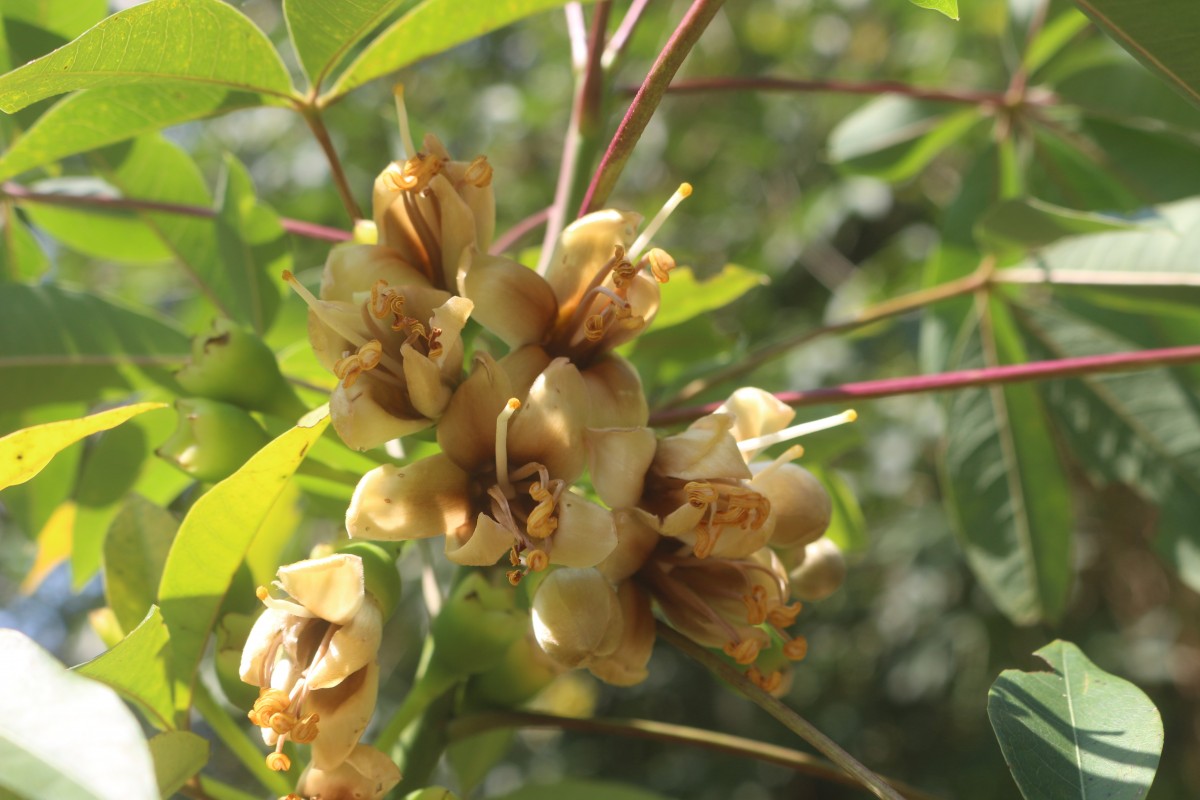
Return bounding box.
[372,651,460,755]
[578,0,727,215]
[448,710,940,799]
[193,681,293,797]
[391,689,457,797]
[657,623,907,800]
[298,103,365,221]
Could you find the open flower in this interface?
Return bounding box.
[462,186,691,427]
[295,744,400,800]
[346,352,617,582]
[286,246,472,450]
[240,554,383,771]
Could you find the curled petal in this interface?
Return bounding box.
[307,661,379,770]
[585,426,656,509]
[401,343,453,421]
[428,295,474,369]
[598,508,661,584]
[277,554,365,626]
[445,513,514,567]
[238,608,291,686]
[588,581,655,687]
[549,493,617,568]
[717,387,796,452]
[546,210,641,316]
[347,454,473,541]
[307,598,384,690]
[330,375,433,452]
[508,358,588,482]
[460,251,557,348]
[653,413,751,481]
[297,744,400,800]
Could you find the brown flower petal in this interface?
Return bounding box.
[346,454,473,541]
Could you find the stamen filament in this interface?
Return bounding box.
[393,85,417,160]
[750,444,806,479]
[495,398,521,498]
[628,182,692,263]
[283,271,374,353]
[737,410,858,453]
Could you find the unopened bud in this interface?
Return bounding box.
[429,572,527,678]
[466,632,563,708]
[751,463,832,549]
[175,318,305,419]
[532,568,622,669]
[336,542,401,620]
[156,398,270,481]
[790,538,846,601]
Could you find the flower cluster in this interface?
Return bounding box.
[241,95,851,795]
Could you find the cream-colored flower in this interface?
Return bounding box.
[531,567,623,669]
[295,744,400,800]
[789,538,846,601]
[240,554,383,771]
[346,352,616,582]
[286,245,472,451]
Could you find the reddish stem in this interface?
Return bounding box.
[491,206,552,255]
[3,181,352,242]
[649,344,1200,426]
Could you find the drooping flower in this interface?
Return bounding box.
[240,554,384,771]
[346,352,617,582]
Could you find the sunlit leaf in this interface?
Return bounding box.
[327,0,582,100]
[0,0,295,112]
[0,202,48,280]
[148,732,208,799]
[989,640,1163,799]
[104,495,179,634]
[907,0,959,20]
[0,402,166,491]
[650,264,767,332]
[1073,0,1200,110]
[940,300,1072,624]
[0,629,158,800]
[19,499,75,593]
[975,197,1153,255]
[0,84,263,182]
[1023,9,1090,74]
[1,0,108,41]
[75,607,175,731]
[157,406,330,719]
[19,179,173,264]
[828,97,981,181]
[283,0,412,89]
[0,283,188,415]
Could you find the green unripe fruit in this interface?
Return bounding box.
[428,572,527,679]
[466,633,561,708]
[156,398,270,481]
[336,541,402,620]
[175,318,305,419]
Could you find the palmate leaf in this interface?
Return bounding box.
[0,630,158,800]
[157,406,330,720]
[989,640,1163,799]
[939,297,1072,625]
[1072,0,1200,110]
[0,0,296,111]
[325,0,585,101]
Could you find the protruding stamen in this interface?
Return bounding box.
[767,600,803,628]
[393,84,417,160]
[507,569,523,586]
[722,638,762,665]
[248,688,291,727]
[783,636,808,661]
[290,713,320,744]
[752,444,806,480]
[685,481,718,509]
[495,398,522,498]
[266,752,291,772]
[742,585,768,625]
[333,340,383,388]
[390,153,444,193]
[526,483,559,538]
[628,182,692,263]
[645,248,676,283]
[747,666,784,693]
[283,270,373,352]
[526,549,549,572]
[737,410,858,454]
[463,155,493,187]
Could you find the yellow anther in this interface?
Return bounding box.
[507,569,523,586]
[526,483,559,539]
[394,153,444,192]
[767,601,802,628]
[723,639,762,666]
[583,314,606,342]
[266,752,292,772]
[290,713,320,744]
[249,688,291,726]
[509,546,521,567]
[685,481,717,509]
[256,585,269,601]
[612,255,637,290]
[333,340,383,388]
[426,327,444,360]
[646,248,675,283]
[526,549,549,572]
[267,711,297,735]
[742,585,768,625]
[370,280,406,320]
[463,155,493,188]
[747,666,783,693]
[783,636,809,661]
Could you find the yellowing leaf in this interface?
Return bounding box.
[0,402,167,490]
[19,500,76,594]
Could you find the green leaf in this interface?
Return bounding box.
[104,495,179,634]
[828,97,981,182]
[1023,9,1090,74]
[975,197,1153,255]
[0,201,48,281]
[0,402,166,491]
[491,780,673,800]
[157,406,331,719]
[0,0,295,112]
[283,0,411,89]
[939,299,1073,624]
[0,629,158,800]
[811,466,867,554]
[1,0,108,41]
[95,136,280,332]
[1072,0,1200,110]
[75,607,175,731]
[148,732,208,798]
[907,0,958,20]
[19,179,173,264]
[989,640,1163,799]
[650,264,767,332]
[0,84,264,182]
[326,0,581,101]
[213,153,288,334]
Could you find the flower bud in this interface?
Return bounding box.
[156,398,271,481]
[175,318,306,420]
[429,572,527,678]
[531,568,622,669]
[335,542,401,620]
[751,463,832,549]
[790,538,846,601]
[297,744,400,800]
[586,581,654,687]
